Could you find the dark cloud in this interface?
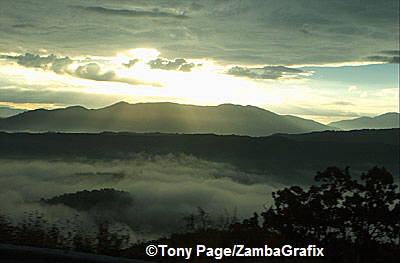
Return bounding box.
[73,62,162,87]
[366,55,400,64]
[12,24,35,28]
[1,53,162,87]
[190,2,204,10]
[123,59,139,68]
[148,58,199,72]
[380,50,400,56]
[75,63,116,81]
[2,53,73,73]
[227,66,309,80]
[0,1,398,66]
[74,6,188,19]
[179,62,198,72]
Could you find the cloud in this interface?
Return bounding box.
[363,50,400,64]
[380,50,400,56]
[73,62,162,86]
[123,59,139,68]
[227,65,311,80]
[74,63,116,81]
[348,86,358,93]
[74,6,188,19]
[2,53,73,73]
[0,155,280,238]
[332,101,354,106]
[148,58,199,72]
[1,53,162,87]
[12,24,35,28]
[365,55,400,64]
[0,0,398,65]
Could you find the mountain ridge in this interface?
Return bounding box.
[0,106,25,118]
[0,129,398,184]
[0,101,335,136]
[328,112,400,130]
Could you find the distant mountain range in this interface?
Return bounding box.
[1,102,398,136]
[0,102,334,136]
[329,112,400,130]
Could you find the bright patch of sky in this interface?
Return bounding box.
[0,0,398,124]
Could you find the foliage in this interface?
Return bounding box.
[0,212,131,255]
[263,167,400,244]
[40,188,133,211]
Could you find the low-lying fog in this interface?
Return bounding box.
[0,154,282,241]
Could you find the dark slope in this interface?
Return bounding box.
[0,244,149,263]
[0,129,398,184]
[274,128,399,145]
[0,102,333,136]
[0,107,25,118]
[329,112,400,130]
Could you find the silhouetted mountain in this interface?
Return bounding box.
[0,129,397,184]
[329,112,400,130]
[0,102,334,136]
[0,106,25,118]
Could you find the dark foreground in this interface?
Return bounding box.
[0,244,151,263]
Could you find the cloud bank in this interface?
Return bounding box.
[0,155,280,239]
[0,0,397,65]
[227,65,311,80]
[74,6,189,19]
[1,53,161,87]
[148,58,199,72]
[366,56,400,64]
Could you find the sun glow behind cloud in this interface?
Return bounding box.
[124,48,160,62]
[58,48,286,106]
[0,47,398,123]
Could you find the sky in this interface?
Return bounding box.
[0,0,399,123]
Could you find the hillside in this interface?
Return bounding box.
[1,129,398,184]
[329,112,400,130]
[0,102,333,136]
[0,107,25,118]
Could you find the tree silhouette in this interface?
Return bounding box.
[262,166,400,262]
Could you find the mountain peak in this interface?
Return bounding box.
[377,112,399,118]
[216,103,273,113]
[0,107,25,118]
[328,112,400,130]
[111,101,131,107]
[64,105,88,111]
